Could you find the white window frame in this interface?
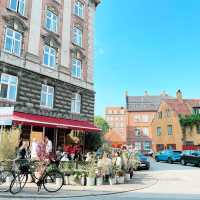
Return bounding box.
[73,27,83,47]
[135,142,141,150]
[168,125,173,136]
[45,9,58,33]
[143,141,151,150]
[72,58,82,79]
[9,0,26,16]
[40,84,54,109]
[4,27,22,57]
[143,127,149,136]
[135,128,141,136]
[43,45,57,68]
[0,73,18,101]
[74,1,84,18]
[71,93,81,114]
[156,127,162,136]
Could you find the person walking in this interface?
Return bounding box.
[44,136,52,154]
[31,138,38,160]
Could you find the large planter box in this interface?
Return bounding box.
[109,177,117,185]
[116,176,125,184]
[125,173,131,182]
[96,177,103,186]
[86,177,95,186]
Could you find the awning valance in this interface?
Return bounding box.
[12,112,101,132]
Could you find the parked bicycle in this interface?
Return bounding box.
[9,157,64,194]
[0,160,18,192]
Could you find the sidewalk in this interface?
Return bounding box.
[0,172,158,199]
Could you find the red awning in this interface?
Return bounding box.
[12,112,101,132]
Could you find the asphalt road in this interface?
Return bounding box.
[2,159,200,200]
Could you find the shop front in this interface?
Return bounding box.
[1,111,100,153]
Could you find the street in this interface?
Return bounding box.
[80,160,200,200]
[2,159,200,200]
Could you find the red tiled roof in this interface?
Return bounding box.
[104,129,126,144]
[163,99,200,116]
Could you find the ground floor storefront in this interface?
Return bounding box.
[0,110,100,154]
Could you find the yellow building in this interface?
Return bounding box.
[152,90,200,152]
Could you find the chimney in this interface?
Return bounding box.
[176,89,183,100]
[144,90,149,96]
[161,90,167,96]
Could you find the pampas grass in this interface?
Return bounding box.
[0,128,20,161]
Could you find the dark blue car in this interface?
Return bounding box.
[155,150,182,164]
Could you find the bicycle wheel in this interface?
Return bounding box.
[43,171,64,192]
[10,173,28,194]
[0,170,13,192]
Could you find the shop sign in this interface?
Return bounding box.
[0,107,14,125]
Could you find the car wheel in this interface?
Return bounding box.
[168,158,173,164]
[181,159,186,166]
[146,166,150,170]
[155,157,159,162]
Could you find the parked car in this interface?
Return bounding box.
[155,150,182,164]
[135,152,150,170]
[144,149,154,157]
[181,150,200,166]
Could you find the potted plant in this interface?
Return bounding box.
[116,170,125,184]
[60,161,74,185]
[86,161,97,186]
[73,170,87,185]
[109,165,118,185]
[96,167,103,186]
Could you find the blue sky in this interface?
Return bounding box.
[94,0,200,116]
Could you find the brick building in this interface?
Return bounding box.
[0,0,100,149]
[126,91,172,152]
[105,107,127,147]
[152,90,200,152]
[104,91,172,152]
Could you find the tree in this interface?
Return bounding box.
[94,116,109,134]
[85,116,109,151]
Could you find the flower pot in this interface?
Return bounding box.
[86,177,95,186]
[80,177,85,186]
[109,177,117,185]
[117,176,125,184]
[56,178,63,187]
[96,177,103,186]
[125,173,130,182]
[64,176,69,185]
[69,175,77,185]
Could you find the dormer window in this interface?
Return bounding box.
[9,0,26,16]
[193,107,200,115]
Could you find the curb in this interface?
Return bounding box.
[0,177,159,199]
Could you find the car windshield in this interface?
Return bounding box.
[173,151,182,154]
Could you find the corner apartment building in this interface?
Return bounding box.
[126,91,172,152]
[152,90,200,152]
[0,0,100,149]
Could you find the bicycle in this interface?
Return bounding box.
[0,160,19,192]
[10,158,64,194]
